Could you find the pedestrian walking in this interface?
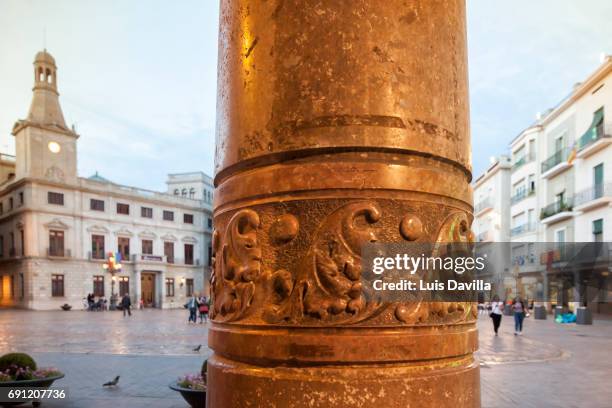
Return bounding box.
[121,293,132,317]
[186,294,199,323]
[198,295,209,323]
[512,296,527,335]
[490,295,503,336]
[86,293,94,311]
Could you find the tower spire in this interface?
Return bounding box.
[26,50,68,130]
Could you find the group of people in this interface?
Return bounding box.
[85,293,107,311]
[186,294,209,323]
[85,292,209,321]
[488,295,529,336]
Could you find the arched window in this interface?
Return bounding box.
[174,189,179,196]
[38,67,44,81]
[189,188,195,198]
[46,68,52,83]
[181,189,187,197]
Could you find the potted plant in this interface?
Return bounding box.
[169,359,206,407]
[0,353,64,407]
[60,304,72,311]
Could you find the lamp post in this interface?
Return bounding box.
[103,252,122,311]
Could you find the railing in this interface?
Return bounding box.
[574,183,612,207]
[128,254,200,265]
[511,152,535,172]
[510,187,535,205]
[131,254,165,262]
[170,258,201,266]
[577,121,608,150]
[539,247,578,264]
[540,199,573,220]
[0,153,16,162]
[474,197,493,213]
[510,222,537,237]
[47,248,71,258]
[88,251,105,261]
[512,253,536,266]
[541,147,571,173]
[476,231,491,242]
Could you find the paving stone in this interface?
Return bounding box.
[0,309,610,407]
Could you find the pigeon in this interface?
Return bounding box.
[193,345,202,352]
[103,376,120,387]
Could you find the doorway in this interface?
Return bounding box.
[141,272,156,307]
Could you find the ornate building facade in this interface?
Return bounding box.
[0,50,213,310]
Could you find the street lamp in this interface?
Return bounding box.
[102,252,122,310]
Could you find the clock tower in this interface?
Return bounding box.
[12,50,78,185]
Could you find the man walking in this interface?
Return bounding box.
[121,293,132,317]
[187,294,199,323]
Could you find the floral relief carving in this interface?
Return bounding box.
[301,201,383,323]
[394,211,478,324]
[211,201,477,327]
[211,209,262,322]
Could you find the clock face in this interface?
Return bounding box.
[48,141,61,153]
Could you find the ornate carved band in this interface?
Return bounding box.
[210,198,477,328]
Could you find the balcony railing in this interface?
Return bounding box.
[577,123,609,151]
[0,153,16,162]
[88,251,106,261]
[47,248,71,258]
[474,198,493,213]
[541,147,571,174]
[510,188,535,205]
[540,199,573,220]
[511,152,535,172]
[510,222,537,237]
[574,183,612,207]
[476,231,491,242]
[131,254,165,262]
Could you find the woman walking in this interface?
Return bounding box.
[198,295,209,324]
[490,295,503,336]
[512,296,527,335]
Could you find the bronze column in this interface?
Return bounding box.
[209,0,479,406]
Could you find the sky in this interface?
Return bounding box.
[1,1,612,190]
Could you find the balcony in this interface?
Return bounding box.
[474,197,493,216]
[129,254,201,266]
[576,128,612,159]
[0,153,16,163]
[476,231,492,243]
[576,110,611,159]
[540,199,573,224]
[510,188,535,205]
[511,152,535,172]
[88,251,106,261]
[47,248,71,258]
[510,222,537,237]
[541,147,572,179]
[132,254,166,263]
[574,183,612,212]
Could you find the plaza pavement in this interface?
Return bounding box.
[0,308,610,407]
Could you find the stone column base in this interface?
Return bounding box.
[207,353,480,408]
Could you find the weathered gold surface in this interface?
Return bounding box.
[209,0,479,406]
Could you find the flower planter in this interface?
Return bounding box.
[0,374,64,407]
[169,382,206,408]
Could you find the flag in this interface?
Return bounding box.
[567,143,577,165]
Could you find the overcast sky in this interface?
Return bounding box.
[1,0,612,190]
